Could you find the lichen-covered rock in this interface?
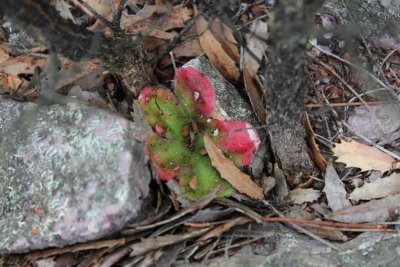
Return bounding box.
[0,96,151,253]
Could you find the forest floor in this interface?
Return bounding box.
[1,0,399,266]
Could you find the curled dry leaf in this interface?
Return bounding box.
[323,162,351,211]
[210,18,240,63]
[243,20,268,123]
[349,173,400,201]
[333,139,395,172]
[305,112,327,171]
[244,20,268,76]
[203,134,264,200]
[243,68,266,123]
[195,16,240,82]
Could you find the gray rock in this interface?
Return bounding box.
[183,56,258,126]
[175,223,400,267]
[322,0,400,36]
[0,96,150,253]
[347,103,400,144]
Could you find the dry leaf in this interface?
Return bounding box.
[52,0,75,22]
[305,112,327,171]
[326,194,400,223]
[203,134,263,199]
[72,0,120,19]
[287,206,347,241]
[0,74,22,94]
[242,20,268,123]
[0,46,10,64]
[323,162,351,211]
[160,39,203,68]
[54,60,105,93]
[243,68,266,123]
[333,139,395,172]
[196,16,240,82]
[121,4,191,38]
[349,173,400,201]
[287,188,321,204]
[243,20,268,76]
[210,19,240,63]
[0,55,48,76]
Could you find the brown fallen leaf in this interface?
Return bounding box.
[326,194,400,223]
[242,19,268,123]
[0,74,22,94]
[323,162,351,211]
[333,139,395,172]
[75,0,120,32]
[55,60,106,93]
[196,16,240,82]
[0,55,48,76]
[349,173,400,201]
[305,112,327,171]
[160,38,203,68]
[0,46,10,64]
[203,134,264,199]
[243,20,268,76]
[243,68,266,123]
[121,4,192,39]
[210,19,240,63]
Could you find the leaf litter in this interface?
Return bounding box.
[1,0,400,266]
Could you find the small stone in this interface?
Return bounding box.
[0,96,151,253]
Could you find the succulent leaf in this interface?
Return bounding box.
[175,68,216,118]
[139,68,260,201]
[206,120,260,166]
[139,86,190,139]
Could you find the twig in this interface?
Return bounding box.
[76,0,113,29]
[170,51,177,73]
[112,0,127,32]
[311,42,400,102]
[381,46,400,70]
[306,100,385,108]
[262,200,341,251]
[318,60,385,133]
[123,188,222,233]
